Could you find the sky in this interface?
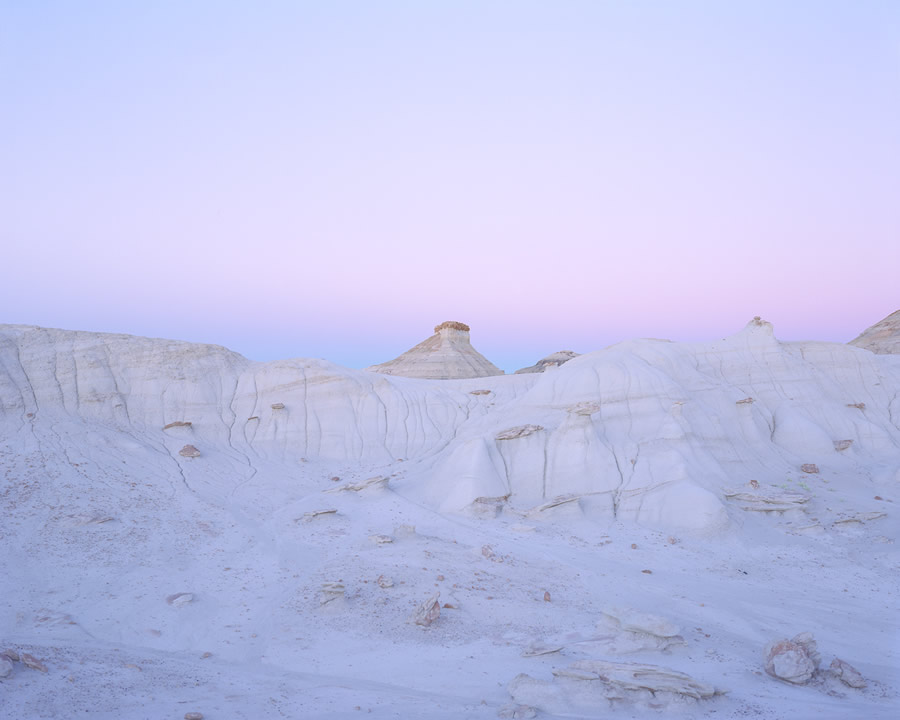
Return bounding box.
[2,1,898,372]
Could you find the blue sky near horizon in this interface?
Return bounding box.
[2,1,898,372]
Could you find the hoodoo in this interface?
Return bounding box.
[367,321,504,379]
[849,309,900,354]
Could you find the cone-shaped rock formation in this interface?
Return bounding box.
[849,309,900,354]
[367,321,504,379]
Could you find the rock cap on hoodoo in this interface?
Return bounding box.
[849,310,900,355]
[434,321,470,333]
[367,321,504,380]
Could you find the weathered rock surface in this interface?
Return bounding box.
[764,632,820,684]
[508,660,722,714]
[496,424,543,441]
[21,653,48,672]
[497,703,537,719]
[319,582,345,606]
[515,350,579,374]
[725,489,810,513]
[598,606,685,651]
[178,445,201,458]
[830,657,866,688]
[849,309,900,354]
[166,592,194,607]
[368,321,504,379]
[325,476,387,493]
[411,592,441,626]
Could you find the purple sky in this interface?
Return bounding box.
[2,1,898,372]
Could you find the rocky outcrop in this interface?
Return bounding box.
[849,309,900,354]
[515,350,578,374]
[368,322,504,379]
[508,660,723,714]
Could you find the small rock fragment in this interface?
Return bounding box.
[496,424,544,440]
[21,653,48,672]
[271,403,285,410]
[302,508,337,521]
[0,655,13,678]
[376,575,394,588]
[163,421,192,430]
[800,464,819,474]
[847,402,866,410]
[497,703,537,719]
[200,652,212,659]
[543,591,551,602]
[324,476,388,493]
[2,649,20,662]
[749,479,760,489]
[411,592,441,626]
[833,439,853,452]
[320,582,346,606]
[641,569,653,574]
[369,534,394,545]
[630,543,637,549]
[184,713,204,720]
[830,657,866,688]
[736,397,754,405]
[166,592,194,607]
[178,445,201,458]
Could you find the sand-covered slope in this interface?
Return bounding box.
[1,320,898,718]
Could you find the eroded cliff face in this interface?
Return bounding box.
[2,318,898,531]
[849,309,900,354]
[366,321,504,380]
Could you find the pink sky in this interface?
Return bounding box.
[2,1,898,371]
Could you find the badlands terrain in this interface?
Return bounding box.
[0,315,898,719]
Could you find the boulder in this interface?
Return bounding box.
[764,632,820,684]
